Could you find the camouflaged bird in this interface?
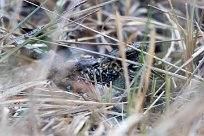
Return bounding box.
[74,43,147,89]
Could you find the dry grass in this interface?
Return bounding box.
[0,0,204,135]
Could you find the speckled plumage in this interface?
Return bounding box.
[74,43,147,89]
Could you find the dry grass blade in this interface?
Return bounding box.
[184,2,196,73]
[71,0,119,16]
[108,15,176,29]
[135,28,156,113]
[0,80,48,100]
[144,91,165,115]
[115,10,130,100]
[110,114,143,136]
[0,98,125,106]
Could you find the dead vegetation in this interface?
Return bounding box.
[0,0,204,135]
